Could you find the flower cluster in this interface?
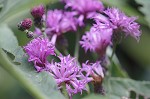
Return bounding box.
[19,0,141,98]
[23,36,103,98]
[80,8,141,56]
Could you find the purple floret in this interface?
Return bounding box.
[24,37,55,72]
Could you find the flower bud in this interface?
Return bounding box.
[31,5,45,19]
[27,31,34,38]
[18,18,32,31]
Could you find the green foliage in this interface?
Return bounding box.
[82,94,107,99]
[107,78,150,99]
[83,78,150,99]
[0,24,18,53]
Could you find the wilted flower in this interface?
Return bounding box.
[82,61,104,78]
[18,18,32,31]
[80,26,112,56]
[24,37,55,72]
[31,4,45,19]
[47,55,92,98]
[64,0,104,18]
[94,8,141,41]
[82,61,104,94]
[46,10,79,35]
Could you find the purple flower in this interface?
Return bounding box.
[82,61,104,78]
[80,26,112,56]
[31,4,45,19]
[18,18,32,31]
[47,55,92,98]
[24,37,55,72]
[94,8,141,41]
[46,10,80,35]
[64,0,104,19]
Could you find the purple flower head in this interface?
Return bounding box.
[64,0,104,18]
[46,10,79,36]
[24,37,55,72]
[94,8,141,41]
[18,18,32,31]
[47,55,92,98]
[80,26,112,56]
[31,5,45,19]
[82,61,104,78]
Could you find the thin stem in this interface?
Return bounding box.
[74,31,80,60]
[110,43,117,62]
[61,83,69,99]
[55,48,61,56]
[41,27,47,38]
[63,49,69,55]
[108,43,117,98]
[109,43,117,77]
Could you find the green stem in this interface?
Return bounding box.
[55,48,61,56]
[109,43,117,77]
[63,49,69,55]
[0,49,47,99]
[110,43,117,62]
[74,32,80,60]
[108,44,117,98]
[61,83,69,99]
[41,27,47,38]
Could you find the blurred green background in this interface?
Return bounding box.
[0,0,150,99]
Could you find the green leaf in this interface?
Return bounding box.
[82,78,150,99]
[107,78,150,99]
[0,0,57,24]
[135,0,150,27]
[0,25,65,99]
[0,24,18,54]
[82,94,107,99]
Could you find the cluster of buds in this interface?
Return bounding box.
[18,5,45,38]
[18,18,34,38]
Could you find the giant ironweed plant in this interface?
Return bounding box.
[0,0,150,99]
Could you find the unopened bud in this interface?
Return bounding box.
[27,31,34,38]
[31,5,45,19]
[18,18,32,31]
